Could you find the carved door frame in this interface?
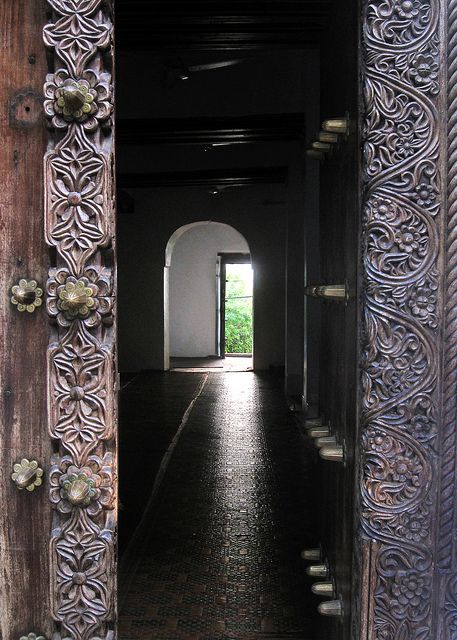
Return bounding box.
[357,0,457,638]
[2,0,456,638]
[43,2,116,639]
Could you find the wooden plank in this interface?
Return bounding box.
[0,1,53,638]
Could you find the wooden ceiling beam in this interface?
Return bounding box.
[117,114,305,146]
[118,167,288,189]
[116,1,330,50]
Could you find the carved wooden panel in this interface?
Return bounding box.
[43,2,116,639]
[359,0,448,638]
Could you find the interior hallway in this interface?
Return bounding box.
[119,371,319,639]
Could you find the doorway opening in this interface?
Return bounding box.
[116,3,325,636]
[164,221,253,372]
[218,254,253,361]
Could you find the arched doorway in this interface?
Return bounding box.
[164,221,253,370]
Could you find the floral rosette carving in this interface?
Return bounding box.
[44,69,112,131]
[50,454,114,516]
[47,267,112,328]
[365,193,433,281]
[51,510,114,640]
[362,427,430,513]
[49,323,114,462]
[374,547,432,636]
[45,126,111,273]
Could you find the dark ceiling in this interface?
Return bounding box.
[115,1,324,200]
[115,1,332,51]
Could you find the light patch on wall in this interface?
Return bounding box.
[165,222,250,365]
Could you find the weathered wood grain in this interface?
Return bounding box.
[0,1,52,638]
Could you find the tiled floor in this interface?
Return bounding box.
[119,371,318,640]
[170,356,253,372]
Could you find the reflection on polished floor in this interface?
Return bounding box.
[170,356,253,372]
[119,372,318,640]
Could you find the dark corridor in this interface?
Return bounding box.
[119,372,319,639]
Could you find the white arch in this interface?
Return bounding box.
[164,221,251,369]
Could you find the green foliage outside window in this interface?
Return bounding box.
[225,268,253,354]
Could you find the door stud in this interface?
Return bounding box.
[308,426,330,439]
[318,131,339,144]
[306,564,329,578]
[301,548,322,561]
[305,284,347,301]
[322,117,349,135]
[319,445,345,463]
[318,599,343,617]
[11,279,43,312]
[315,435,337,449]
[312,582,335,597]
[11,458,44,491]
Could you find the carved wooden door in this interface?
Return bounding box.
[0,1,116,639]
[3,1,457,640]
[307,0,457,638]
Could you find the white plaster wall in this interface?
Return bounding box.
[117,181,287,372]
[169,222,249,357]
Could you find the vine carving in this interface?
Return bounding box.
[360,0,443,638]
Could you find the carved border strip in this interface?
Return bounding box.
[438,1,457,635]
[43,2,116,639]
[359,1,443,638]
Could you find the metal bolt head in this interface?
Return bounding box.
[318,599,343,617]
[307,564,329,578]
[315,435,337,449]
[62,85,86,112]
[301,548,321,561]
[319,131,339,143]
[312,141,332,153]
[304,418,323,428]
[312,581,335,597]
[11,279,43,313]
[307,426,330,438]
[322,117,349,135]
[319,445,345,462]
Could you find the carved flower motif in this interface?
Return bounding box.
[50,454,114,515]
[397,510,428,542]
[394,225,420,254]
[410,53,439,92]
[54,515,112,635]
[391,571,430,617]
[47,267,112,328]
[391,456,415,483]
[46,128,109,274]
[413,183,436,208]
[408,284,437,325]
[44,68,112,131]
[394,133,416,158]
[409,414,433,441]
[367,429,392,454]
[393,0,419,19]
[20,634,45,640]
[370,197,397,222]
